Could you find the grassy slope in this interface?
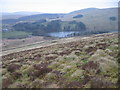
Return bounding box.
[2,33,118,88]
[61,8,118,31]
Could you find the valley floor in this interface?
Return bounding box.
[1,32,119,88]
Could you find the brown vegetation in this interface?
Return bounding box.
[2,33,118,88]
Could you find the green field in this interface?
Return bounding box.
[2,31,30,39]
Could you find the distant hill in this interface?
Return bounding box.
[18,13,65,21]
[2,11,42,20]
[2,13,65,24]
[2,11,42,15]
[2,7,118,33]
[69,8,99,14]
[2,15,25,20]
[61,8,118,31]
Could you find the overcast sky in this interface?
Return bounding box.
[1,0,119,13]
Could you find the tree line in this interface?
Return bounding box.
[13,20,86,36]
